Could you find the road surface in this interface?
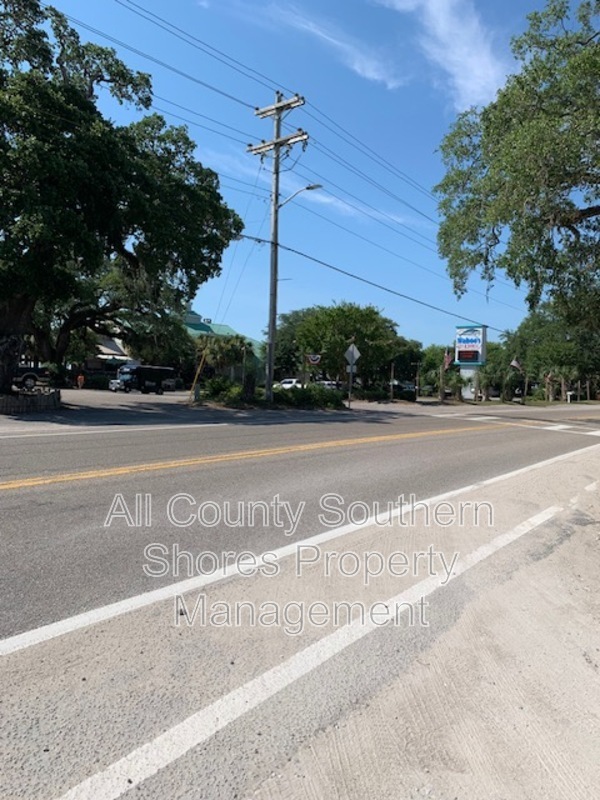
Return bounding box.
[1,391,599,799]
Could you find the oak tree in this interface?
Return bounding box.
[0,0,242,392]
[436,1,600,324]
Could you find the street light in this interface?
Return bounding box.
[265,183,322,403]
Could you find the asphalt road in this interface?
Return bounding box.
[1,392,599,636]
[1,392,599,799]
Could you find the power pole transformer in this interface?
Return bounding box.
[248,92,309,403]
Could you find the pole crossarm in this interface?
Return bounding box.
[247,130,308,155]
[254,94,305,118]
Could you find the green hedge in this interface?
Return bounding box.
[271,385,345,409]
[199,378,345,409]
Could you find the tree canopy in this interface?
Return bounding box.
[435,0,600,323]
[273,302,421,388]
[0,0,243,392]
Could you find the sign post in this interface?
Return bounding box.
[345,344,361,409]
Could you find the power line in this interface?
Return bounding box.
[153,94,255,139]
[292,202,525,313]
[292,166,438,253]
[115,0,280,93]
[308,135,438,225]
[214,163,267,323]
[214,175,523,313]
[51,8,255,109]
[240,234,505,333]
[151,105,250,145]
[56,1,526,302]
[111,0,438,213]
[302,105,437,201]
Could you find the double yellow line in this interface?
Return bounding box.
[0,423,499,491]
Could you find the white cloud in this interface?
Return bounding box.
[374,0,509,109]
[196,0,210,7]
[270,4,405,90]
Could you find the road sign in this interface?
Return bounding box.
[345,344,361,364]
[346,365,357,374]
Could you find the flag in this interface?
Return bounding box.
[443,349,453,371]
[509,357,523,373]
[305,353,321,365]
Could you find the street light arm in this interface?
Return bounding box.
[278,184,322,209]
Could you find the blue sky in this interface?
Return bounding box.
[51,0,549,347]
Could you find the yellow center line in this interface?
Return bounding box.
[0,423,503,491]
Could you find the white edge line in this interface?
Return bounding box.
[55,505,561,800]
[0,423,228,440]
[1,441,598,658]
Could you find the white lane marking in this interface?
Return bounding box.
[585,430,600,437]
[0,423,228,440]
[2,442,598,658]
[55,506,561,800]
[541,424,573,431]
[469,415,501,421]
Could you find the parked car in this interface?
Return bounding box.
[277,378,302,390]
[315,380,339,390]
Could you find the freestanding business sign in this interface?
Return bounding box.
[454,325,487,366]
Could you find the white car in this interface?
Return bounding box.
[315,380,339,390]
[278,378,302,390]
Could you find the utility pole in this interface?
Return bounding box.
[248,92,308,404]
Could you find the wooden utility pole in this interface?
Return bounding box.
[248,93,308,403]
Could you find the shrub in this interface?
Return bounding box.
[272,385,345,410]
[203,376,234,400]
[353,386,389,402]
[222,385,245,406]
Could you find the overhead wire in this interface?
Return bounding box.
[301,105,437,201]
[153,94,256,139]
[214,173,522,311]
[214,174,522,312]
[291,202,525,312]
[112,0,439,215]
[241,235,505,333]
[213,162,267,323]
[306,135,438,224]
[55,1,527,307]
[110,0,527,297]
[65,3,487,261]
[151,105,250,145]
[291,165,439,252]
[115,0,280,94]
[49,7,256,109]
[221,204,272,323]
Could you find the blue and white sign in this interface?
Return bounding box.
[455,325,487,365]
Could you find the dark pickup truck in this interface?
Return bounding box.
[110,365,175,394]
[13,365,50,391]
